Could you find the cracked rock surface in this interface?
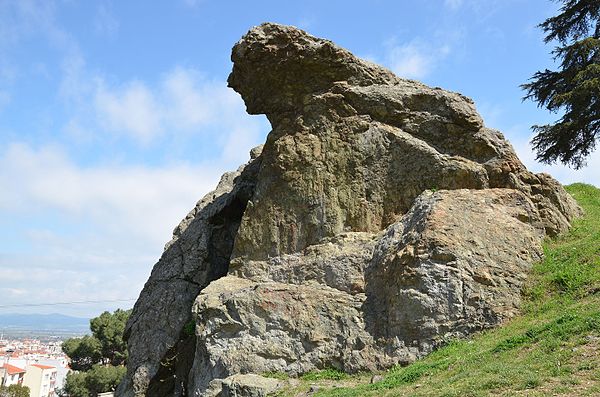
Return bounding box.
[118,23,581,397]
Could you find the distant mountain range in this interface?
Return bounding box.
[0,313,90,336]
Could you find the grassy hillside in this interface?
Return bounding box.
[274,183,600,397]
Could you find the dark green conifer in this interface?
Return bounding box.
[522,0,600,168]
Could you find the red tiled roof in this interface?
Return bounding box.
[1,364,26,374]
[31,364,55,370]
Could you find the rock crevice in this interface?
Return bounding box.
[118,155,261,397]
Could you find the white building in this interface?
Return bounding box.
[0,363,26,387]
[23,364,57,397]
[34,358,69,390]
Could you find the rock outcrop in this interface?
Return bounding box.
[119,157,260,396]
[118,23,581,397]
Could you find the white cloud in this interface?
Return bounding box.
[0,0,271,317]
[384,39,451,80]
[0,60,268,313]
[162,68,234,130]
[3,55,268,316]
[0,143,235,316]
[387,42,431,79]
[95,80,162,143]
[90,67,267,164]
[0,143,227,245]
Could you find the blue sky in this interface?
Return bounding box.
[1,0,598,318]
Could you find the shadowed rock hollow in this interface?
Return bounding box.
[117,23,581,397]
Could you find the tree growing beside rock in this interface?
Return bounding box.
[523,0,600,168]
[61,365,126,397]
[60,309,130,397]
[61,335,102,372]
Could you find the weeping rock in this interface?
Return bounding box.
[117,23,581,397]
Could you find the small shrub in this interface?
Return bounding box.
[523,376,541,389]
[183,319,195,336]
[263,371,289,380]
[301,368,348,381]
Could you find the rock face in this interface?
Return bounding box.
[118,158,260,396]
[365,189,545,350]
[117,23,581,397]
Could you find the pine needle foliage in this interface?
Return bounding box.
[522,0,600,169]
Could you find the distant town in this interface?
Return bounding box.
[1,335,82,397]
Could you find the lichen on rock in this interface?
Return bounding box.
[117,23,581,397]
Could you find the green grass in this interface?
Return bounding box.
[300,368,349,381]
[278,183,600,397]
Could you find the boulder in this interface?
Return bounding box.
[204,374,283,397]
[186,189,545,394]
[118,23,581,397]
[365,188,545,352]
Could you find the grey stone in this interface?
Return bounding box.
[370,375,384,384]
[365,189,545,355]
[200,374,281,397]
[188,276,390,393]
[117,157,261,397]
[228,23,580,263]
[188,189,546,396]
[220,374,282,397]
[229,232,376,294]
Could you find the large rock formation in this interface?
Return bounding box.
[117,23,581,397]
